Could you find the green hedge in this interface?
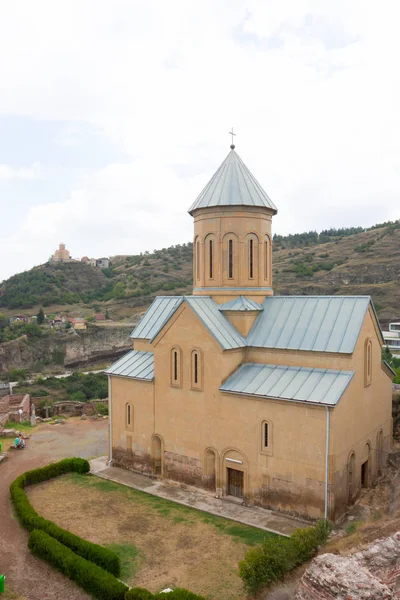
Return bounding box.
[239,520,332,594]
[125,588,206,599]
[10,458,120,576]
[28,529,127,600]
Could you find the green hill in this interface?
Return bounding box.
[1,221,400,323]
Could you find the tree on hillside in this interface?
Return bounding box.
[0,312,7,329]
[37,307,45,325]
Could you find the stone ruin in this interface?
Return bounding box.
[295,531,400,599]
[0,393,30,428]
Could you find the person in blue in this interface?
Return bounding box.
[15,435,25,449]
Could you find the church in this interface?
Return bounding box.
[106,142,393,521]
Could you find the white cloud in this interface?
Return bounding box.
[0,163,40,180]
[0,0,399,281]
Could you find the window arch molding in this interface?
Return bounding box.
[204,233,218,282]
[364,338,373,386]
[222,232,239,283]
[259,419,273,456]
[170,345,183,388]
[194,235,202,283]
[245,232,260,282]
[190,347,203,390]
[264,234,272,282]
[125,402,134,430]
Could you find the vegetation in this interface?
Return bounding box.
[0,321,43,343]
[19,371,108,402]
[239,520,332,594]
[125,589,206,599]
[382,347,400,383]
[9,458,121,576]
[28,530,127,600]
[1,220,400,322]
[37,307,45,324]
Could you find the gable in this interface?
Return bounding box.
[247,296,371,354]
[133,295,245,350]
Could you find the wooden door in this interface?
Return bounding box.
[227,468,243,498]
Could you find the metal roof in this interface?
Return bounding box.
[218,296,264,312]
[247,296,371,354]
[105,350,154,380]
[131,296,184,339]
[188,148,278,215]
[220,363,354,406]
[131,294,245,350]
[185,296,246,349]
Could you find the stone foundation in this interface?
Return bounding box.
[112,447,153,476]
[164,451,203,487]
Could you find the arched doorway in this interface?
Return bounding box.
[203,448,217,492]
[347,452,356,504]
[221,448,248,501]
[152,435,163,477]
[361,443,371,488]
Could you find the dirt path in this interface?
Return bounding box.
[0,419,108,600]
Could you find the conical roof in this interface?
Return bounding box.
[188,147,277,215]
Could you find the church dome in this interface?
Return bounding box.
[188,148,277,215]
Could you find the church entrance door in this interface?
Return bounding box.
[227,468,243,498]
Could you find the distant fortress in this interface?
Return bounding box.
[50,243,109,269]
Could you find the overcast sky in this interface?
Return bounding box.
[1,0,399,282]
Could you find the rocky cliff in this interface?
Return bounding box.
[0,323,135,375]
[295,532,400,599]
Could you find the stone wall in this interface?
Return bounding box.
[0,393,30,427]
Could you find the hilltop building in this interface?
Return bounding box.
[51,243,71,263]
[106,143,394,521]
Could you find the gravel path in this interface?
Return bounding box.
[0,419,108,600]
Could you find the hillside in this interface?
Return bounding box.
[1,222,400,324]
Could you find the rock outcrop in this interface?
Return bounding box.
[0,323,136,375]
[295,532,400,599]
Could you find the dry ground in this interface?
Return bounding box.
[27,473,275,600]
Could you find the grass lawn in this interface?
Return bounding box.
[27,473,276,599]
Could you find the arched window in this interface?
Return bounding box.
[228,239,233,279]
[365,338,372,386]
[260,420,272,455]
[191,349,202,390]
[209,240,213,279]
[264,237,270,281]
[170,347,182,387]
[196,238,200,281]
[125,403,133,430]
[249,239,254,279]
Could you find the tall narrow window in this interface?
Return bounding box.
[209,240,213,279]
[260,420,272,454]
[228,239,233,279]
[365,338,372,386]
[171,347,182,387]
[173,351,178,382]
[191,349,202,390]
[126,403,133,429]
[264,423,268,448]
[249,239,254,279]
[264,240,269,280]
[196,239,200,281]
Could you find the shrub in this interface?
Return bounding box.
[10,458,120,576]
[154,588,207,599]
[28,529,127,600]
[239,520,332,594]
[125,589,154,600]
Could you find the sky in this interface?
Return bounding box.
[0,0,399,282]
